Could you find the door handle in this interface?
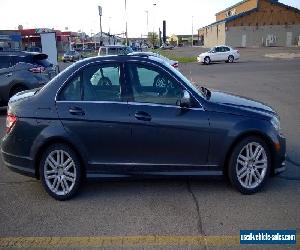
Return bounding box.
[5,73,12,77]
[69,107,85,116]
[135,111,151,121]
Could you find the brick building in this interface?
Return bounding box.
[198,0,300,47]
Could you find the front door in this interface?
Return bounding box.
[56,62,132,174]
[125,61,210,172]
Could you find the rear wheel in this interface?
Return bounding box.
[204,56,211,65]
[228,55,234,63]
[228,136,271,194]
[39,144,82,200]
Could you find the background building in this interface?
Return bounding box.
[198,0,300,47]
[0,31,21,51]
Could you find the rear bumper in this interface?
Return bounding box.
[1,149,36,178]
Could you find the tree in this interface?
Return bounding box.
[147,32,159,48]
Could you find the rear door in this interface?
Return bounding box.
[56,61,132,174]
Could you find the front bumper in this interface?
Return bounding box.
[272,134,286,175]
[197,56,204,63]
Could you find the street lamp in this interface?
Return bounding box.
[98,5,103,46]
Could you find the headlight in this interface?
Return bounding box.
[270,116,281,132]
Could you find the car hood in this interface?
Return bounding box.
[207,90,276,117]
[199,52,210,57]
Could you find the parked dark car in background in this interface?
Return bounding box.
[0,51,57,106]
[62,50,81,62]
[1,55,286,200]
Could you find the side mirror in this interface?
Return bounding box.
[180,90,191,108]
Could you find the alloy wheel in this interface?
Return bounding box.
[236,142,267,189]
[44,150,77,196]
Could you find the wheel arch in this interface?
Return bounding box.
[222,131,276,177]
[34,137,87,179]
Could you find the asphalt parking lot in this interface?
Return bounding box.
[0,50,300,249]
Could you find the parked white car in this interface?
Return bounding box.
[197,45,240,64]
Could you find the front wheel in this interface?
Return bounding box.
[40,144,82,200]
[228,136,271,194]
[204,56,211,65]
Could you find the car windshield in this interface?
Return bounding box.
[66,51,75,55]
[166,61,205,98]
[208,47,215,53]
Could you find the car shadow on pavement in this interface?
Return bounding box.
[75,178,234,201]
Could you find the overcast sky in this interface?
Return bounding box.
[1,0,299,37]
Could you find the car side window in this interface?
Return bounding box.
[222,47,230,52]
[215,47,221,52]
[127,63,183,106]
[82,63,122,102]
[99,48,107,56]
[59,74,82,101]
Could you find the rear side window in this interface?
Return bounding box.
[58,63,123,102]
[60,75,82,101]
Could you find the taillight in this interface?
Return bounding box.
[172,62,178,68]
[6,113,17,134]
[236,50,240,54]
[28,66,45,73]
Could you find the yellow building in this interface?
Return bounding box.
[198,0,300,47]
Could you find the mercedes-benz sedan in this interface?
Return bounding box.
[1,55,286,200]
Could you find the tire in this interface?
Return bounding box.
[9,86,27,98]
[204,56,211,65]
[228,55,234,63]
[228,136,271,194]
[39,143,82,200]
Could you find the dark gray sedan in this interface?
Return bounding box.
[1,55,286,200]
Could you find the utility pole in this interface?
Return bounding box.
[145,10,149,36]
[98,6,103,46]
[125,0,128,45]
[192,16,194,47]
[153,3,157,48]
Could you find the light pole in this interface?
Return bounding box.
[98,6,103,46]
[192,16,194,47]
[125,0,128,45]
[145,10,149,36]
[152,3,157,48]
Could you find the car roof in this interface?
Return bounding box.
[0,51,44,57]
[77,54,166,67]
